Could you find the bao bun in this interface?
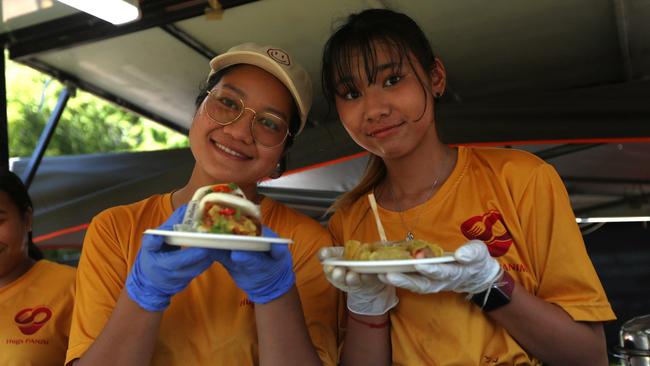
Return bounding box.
[191,184,246,202]
[196,192,261,220]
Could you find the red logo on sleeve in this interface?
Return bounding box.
[461,210,512,257]
[14,306,52,335]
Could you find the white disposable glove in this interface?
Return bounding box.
[319,247,398,315]
[379,240,501,295]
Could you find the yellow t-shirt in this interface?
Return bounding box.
[66,194,338,365]
[1,260,75,366]
[329,146,615,365]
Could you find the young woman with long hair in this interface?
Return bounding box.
[320,9,614,366]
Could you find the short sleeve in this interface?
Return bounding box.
[290,221,340,366]
[516,163,615,321]
[263,200,340,366]
[65,211,129,364]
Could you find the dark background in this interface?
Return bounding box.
[585,222,650,349]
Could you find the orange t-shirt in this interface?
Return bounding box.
[66,194,338,365]
[329,146,615,365]
[1,260,75,366]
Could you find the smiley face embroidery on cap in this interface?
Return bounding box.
[267,48,291,66]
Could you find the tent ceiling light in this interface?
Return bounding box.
[576,216,650,223]
[56,0,141,25]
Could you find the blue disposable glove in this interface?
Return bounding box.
[126,205,215,312]
[212,226,295,304]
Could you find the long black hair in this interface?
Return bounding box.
[0,170,44,260]
[321,8,440,210]
[321,8,437,107]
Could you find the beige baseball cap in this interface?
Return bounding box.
[208,43,312,135]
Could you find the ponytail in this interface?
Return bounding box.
[328,154,386,212]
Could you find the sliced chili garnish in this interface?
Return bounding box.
[211,184,232,193]
[219,207,236,215]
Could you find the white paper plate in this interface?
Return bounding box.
[144,229,292,251]
[322,254,456,273]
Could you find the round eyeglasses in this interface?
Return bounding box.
[203,90,291,148]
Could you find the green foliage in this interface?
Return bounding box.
[42,248,81,267]
[5,55,189,158]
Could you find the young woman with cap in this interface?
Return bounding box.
[0,170,76,365]
[67,43,338,366]
[318,9,614,365]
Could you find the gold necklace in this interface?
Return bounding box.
[387,176,439,241]
[386,149,449,241]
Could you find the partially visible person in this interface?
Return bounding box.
[319,8,615,366]
[0,170,76,365]
[66,43,338,366]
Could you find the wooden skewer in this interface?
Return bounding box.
[367,192,388,242]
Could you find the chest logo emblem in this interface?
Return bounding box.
[461,210,513,257]
[14,306,52,335]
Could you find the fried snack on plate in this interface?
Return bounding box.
[343,239,444,260]
[179,183,261,236]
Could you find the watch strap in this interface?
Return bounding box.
[471,271,514,312]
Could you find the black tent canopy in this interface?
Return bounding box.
[1,0,650,239]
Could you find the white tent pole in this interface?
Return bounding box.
[1,48,8,171]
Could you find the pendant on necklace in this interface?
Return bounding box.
[406,231,414,241]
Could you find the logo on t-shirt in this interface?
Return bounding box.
[14,306,52,335]
[460,210,512,257]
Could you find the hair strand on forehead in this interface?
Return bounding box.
[321,8,439,211]
[322,8,436,105]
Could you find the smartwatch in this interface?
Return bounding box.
[471,271,515,312]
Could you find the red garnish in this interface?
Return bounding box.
[413,247,434,259]
[211,184,232,193]
[219,207,236,215]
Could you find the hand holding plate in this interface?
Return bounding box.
[379,240,501,295]
[212,226,295,304]
[126,205,215,311]
[320,246,398,316]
